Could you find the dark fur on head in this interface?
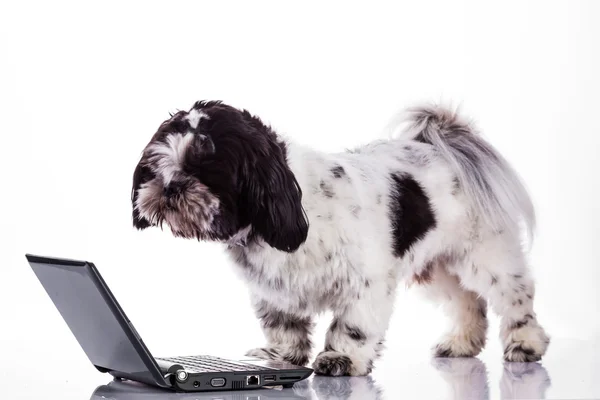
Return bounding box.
[131,101,308,252]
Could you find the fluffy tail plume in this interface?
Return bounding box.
[396,104,535,243]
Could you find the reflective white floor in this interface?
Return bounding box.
[6,337,599,400]
[89,360,550,400]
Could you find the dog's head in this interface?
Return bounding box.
[131,101,308,252]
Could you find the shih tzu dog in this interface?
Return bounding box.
[131,100,549,376]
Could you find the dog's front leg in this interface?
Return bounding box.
[314,293,394,376]
[245,299,313,366]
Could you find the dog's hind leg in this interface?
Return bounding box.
[452,235,550,362]
[414,260,489,358]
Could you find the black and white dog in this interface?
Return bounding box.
[131,101,549,376]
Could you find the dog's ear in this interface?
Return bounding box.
[246,144,308,252]
[131,160,154,229]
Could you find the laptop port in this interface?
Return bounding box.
[246,375,260,386]
[193,381,200,388]
[263,375,276,382]
[280,375,301,380]
[210,378,226,387]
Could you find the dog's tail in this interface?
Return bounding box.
[398,104,535,243]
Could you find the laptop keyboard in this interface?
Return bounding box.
[157,355,272,373]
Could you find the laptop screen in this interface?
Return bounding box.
[26,255,164,386]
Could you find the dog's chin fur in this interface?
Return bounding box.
[131,100,549,376]
[135,177,220,240]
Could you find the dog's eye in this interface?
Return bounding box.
[193,134,215,154]
[170,119,190,133]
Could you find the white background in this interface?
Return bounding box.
[1,1,599,399]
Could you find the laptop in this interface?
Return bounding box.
[25,254,313,392]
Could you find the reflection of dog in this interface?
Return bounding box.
[433,358,490,400]
[501,362,552,399]
[308,376,383,400]
[132,100,549,376]
[433,358,551,400]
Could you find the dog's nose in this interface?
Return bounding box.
[163,182,181,198]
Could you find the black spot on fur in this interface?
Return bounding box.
[232,247,253,270]
[256,302,312,335]
[232,248,285,291]
[388,173,437,258]
[435,347,453,358]
[526,294,533,299]
[284,352,309,366]
[320,180,335,198]
[365,279,371,288]
[412,261,434,285]
[491,275,498,285]
[478,302,487,320]
[131,163,155,229]
[345,324,367,344]
[451,177,460,195]
[518,299,523,305]
[504,343,540,362]
[329,318,340,332]
[325,253,333,262]
[350,205,361,217]
[375,340,385,359]
[510,317,530,330]
[261,347,280,358]
[365,359,374,373]
[331,165,346,178]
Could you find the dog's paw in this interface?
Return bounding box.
[503,342,543,362]
[245,347,310,366]
[503,325,549,362]
[433,333,484,358]
[312,351,371,376]
[313,351,353,376]
[245,347,281,361]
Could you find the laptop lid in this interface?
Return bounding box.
[25,254,170,388]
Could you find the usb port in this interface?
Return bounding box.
[263,375,276,382]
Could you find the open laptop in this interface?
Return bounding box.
[25,254,313,392]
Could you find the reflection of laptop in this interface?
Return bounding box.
[91,379,310,400]
[26,254,312,392]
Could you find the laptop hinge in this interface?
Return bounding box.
[95,365,174,389]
